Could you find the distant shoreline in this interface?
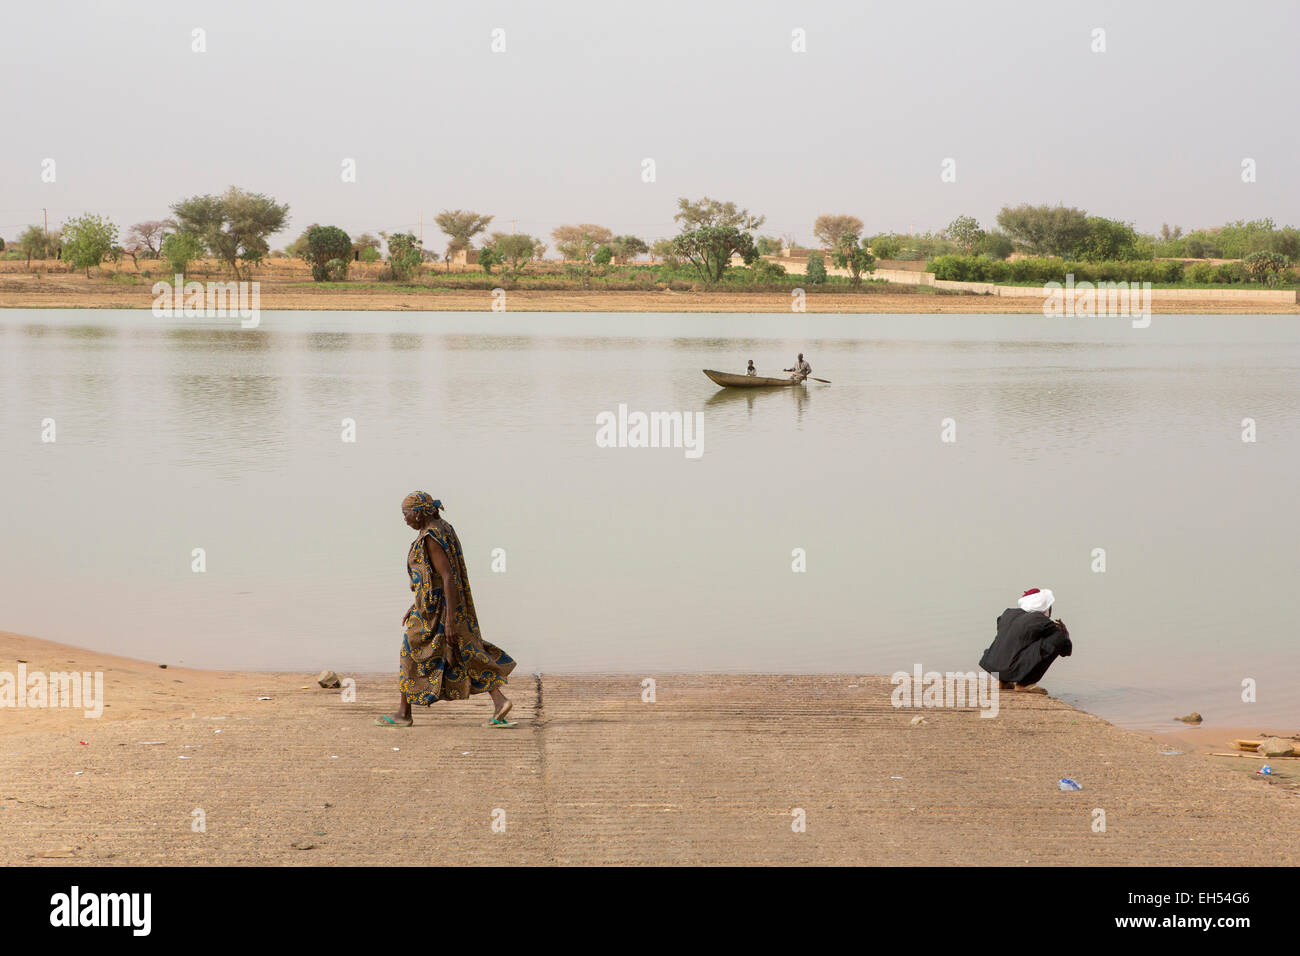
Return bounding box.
[4,256,1297,314]
[2,284,1296,315]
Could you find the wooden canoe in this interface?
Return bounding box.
[703,369,799,388]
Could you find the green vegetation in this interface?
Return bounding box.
[8,192,1296,298]
[1153,219,1300,261]
[830,235,876,286]
[805,252,828,284]
[17,225,56,268]
[305,225,352,281]
[351,233,381,260]
[973,231,1013,260]
[670,196,764,283]
[60,214,119,276]
[867,234,900,260]
[606,235,648,263]
[1243,251,1291,287]
[483,232,544,277]
[162,231,204,276]
[813,215,864,251]
[551,224,610,263]
[125,220,174,260]
[929,254,1295,288]
[286,261,925,296]
[383,232,422,282]
[435,210,493,267]
[170,187,290,280]
[944,215,984,255]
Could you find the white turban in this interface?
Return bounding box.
[1017,588,1054,614]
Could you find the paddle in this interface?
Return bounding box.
[784,368,831,384]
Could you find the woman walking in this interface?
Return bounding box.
[377,491,517,727]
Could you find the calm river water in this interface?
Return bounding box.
[2,309,1297,732]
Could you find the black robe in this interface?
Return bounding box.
[979,608,1072,683]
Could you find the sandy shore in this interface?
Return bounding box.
[1,272,1296,314]
[2,630,1296,865]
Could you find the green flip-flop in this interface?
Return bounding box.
[375,715,413,727]
[484,718,518,728]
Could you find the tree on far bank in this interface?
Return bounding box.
[60,213,118,276]
[383,232,423,281]
[672,226,759,283]
[351,233,381,261]
[995,203,1089,258]
[1243,250,1290,286]
[285,224,317,260]
[551,224,613,263]
[831,235,876,286]
[170,187,289,280]
[805,251,828,284]
[305,225,352,281]
[435,210,493,267]
[1077,216,1147,261]
[651,238,681,267]
[974,230,1014,260]
[813,215,864,251]
[126,220,175,258]
[670,197,764,283]
[162,231,204,276]
[868,234,900,260]
[18,225,52,268]
[488,232,543,276]
[675,196,764,232]
[607,235,648,263]
[944,215,984,255]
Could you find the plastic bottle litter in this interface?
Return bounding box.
[1257,765,1273,775]
[1058,778,1083,791]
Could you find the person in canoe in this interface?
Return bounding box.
[785,353,812,383]
[978,588,1072,694]
[746,360,757,377]
[377,491,517,727]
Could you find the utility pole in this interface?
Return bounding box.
[511,218,517,235]
[418,211,423,244]
[43,208,48,239]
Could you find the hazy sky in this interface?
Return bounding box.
[3,0,1296,251]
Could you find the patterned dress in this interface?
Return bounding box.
[399,519,516,705]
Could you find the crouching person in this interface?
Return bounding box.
[979,588,1072,695]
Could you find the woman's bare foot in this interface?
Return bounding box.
[488,687,512,721]
[377,692,413,725]
[1013,683,1048,695]
[998,680,1015,690]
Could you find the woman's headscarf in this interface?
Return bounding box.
[402,491,443,521]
